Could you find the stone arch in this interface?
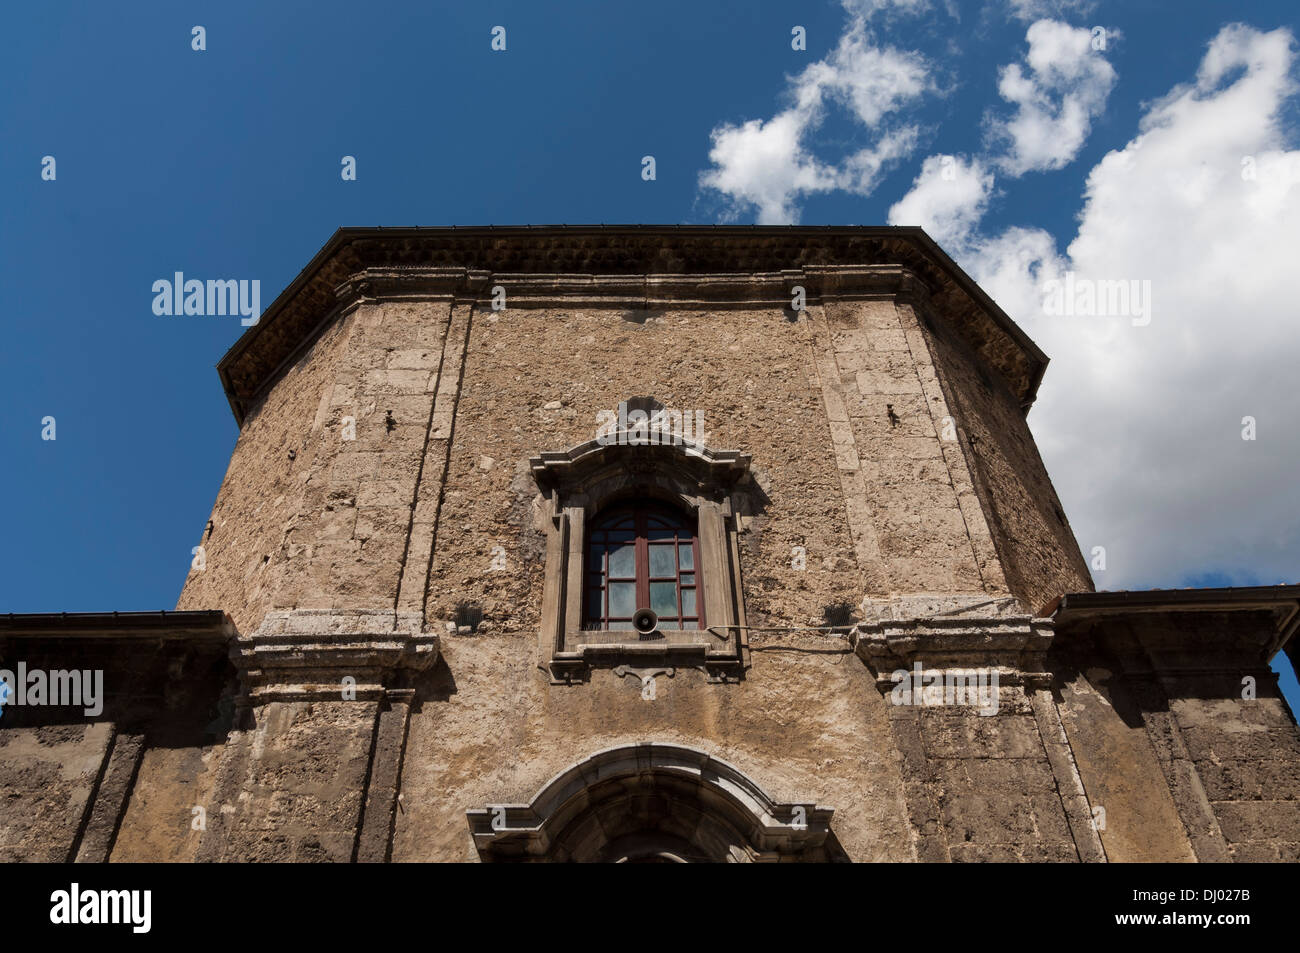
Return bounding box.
[467,743,843,862]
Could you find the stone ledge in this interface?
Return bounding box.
[234,609,439,704]
[853,596,1055,695]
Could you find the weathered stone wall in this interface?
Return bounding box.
[0,723,113,861]
[0,629,235,863]
[906,702,1078,862]
[181,289,1054,636]
[110,742,225,862]
[390,296,946,860]
[1175,692,1300,861]
[810,297,1009,599]
[1147,612,1300,862]
[170,279,1072,862]
[177,312,361,635]
[425,302,868,633]
[853,605,1099,863]
[1053,611,1300,863]
[196,701,379,862]
[1051,661,1197,862]
[915,299,1093,612]
[391,628,913,861]
[178,298,463,633]
[158,282,1174,863]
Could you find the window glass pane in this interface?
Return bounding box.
[608,544,635,577]
[587,503,701,631]
[608,582,636,617]
[648,544,676,577]
[650,581,678,618]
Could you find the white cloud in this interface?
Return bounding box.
[698,17,930,223]
[699,111,841,224]
[841,127,923,194]
[798,29,932,127]
[887,154,995,249]
[986,20,1116,175]
[840,0,931,18]
[1004,0,1095,22]
[960,24,1300,588]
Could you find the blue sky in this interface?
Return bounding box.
[1,0,1297,702]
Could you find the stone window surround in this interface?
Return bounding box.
[530,422,752,684]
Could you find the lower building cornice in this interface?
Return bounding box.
[232,609,440,705]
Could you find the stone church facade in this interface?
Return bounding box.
[3,226,1298,862]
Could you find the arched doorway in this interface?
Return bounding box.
[467,743,845,862]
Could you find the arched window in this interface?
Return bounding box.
[584,502,704,631]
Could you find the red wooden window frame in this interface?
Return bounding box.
[583,502,705,631]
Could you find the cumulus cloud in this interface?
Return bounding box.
[960,24,1300,588]
[699,112,840,225]
[698,17,930,223]
[886,154,996,248]
[986,20,1117,175]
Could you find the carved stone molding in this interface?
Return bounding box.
[853,596,1055,696]
[233,609,440,704]
[467,743,837,862]
[530,433,750,502]
[332,267,494,310]
[218,226,1048,425]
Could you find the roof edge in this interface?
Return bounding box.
[217,225,1050,425]
[0,609,234,641]
[1053,585,1300,661]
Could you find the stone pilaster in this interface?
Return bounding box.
[854,596,1101,862]
[71,729,146,863]
[355,688,416,863]
[194,609,439,861]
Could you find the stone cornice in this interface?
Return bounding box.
[233,609,440,704]
[217,226,1049,425]
[1053,585,1300,664]
[0,611,236,728]
[853,613,1056,691]
[0,609,233,642]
